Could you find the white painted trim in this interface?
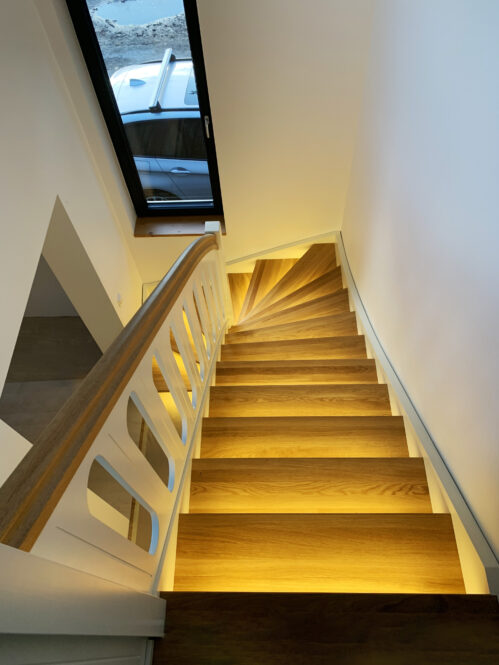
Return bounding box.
[226,230,340,266]
[150,322,227,592]
[336,231,499,593]
[0,543,165,636]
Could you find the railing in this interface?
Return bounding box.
[0,223,230,593]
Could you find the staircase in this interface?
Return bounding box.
[154,243,498,662]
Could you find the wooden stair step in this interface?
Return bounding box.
[238,258,297,321]
[227,272,252,323]
[189,458,431,514]
[238,266,344,326]
[221,335,367,361]
[173,513,465,593]
[225,312,358,344]
[201,416,408,458]
[230,290,350,332]
[155,592,499,665]
[245,244,337,319]
[215,358,378,385]
[209,384,392,417]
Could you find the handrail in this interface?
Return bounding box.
[0,233,218,551]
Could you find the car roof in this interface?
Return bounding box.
[110,59,198,115]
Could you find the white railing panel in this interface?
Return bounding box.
[29,234,229,594]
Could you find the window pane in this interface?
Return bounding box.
[86,0,214,207]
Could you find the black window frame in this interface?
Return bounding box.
[65,0,224,229]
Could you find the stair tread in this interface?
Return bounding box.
[209,384,392,417]
[190,457,431,513]
[227,272,252,323]
[215,358,378,384]
[221,335,367,360]
[231,290,350,332]
[238,266,344,326]
[239,259,297,321]
[245,244,336,319]
[173,513,465,594]
[154,592,499,665]
[201,415,408,458]
[225,312,358,344]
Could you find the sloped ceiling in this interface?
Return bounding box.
[197,0,374,261]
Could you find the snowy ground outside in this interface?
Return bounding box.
[87,0,190,75]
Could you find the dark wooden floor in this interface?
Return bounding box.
[154,592,499,665]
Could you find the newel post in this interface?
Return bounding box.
[204,222,234,327]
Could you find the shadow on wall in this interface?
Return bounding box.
[0,197,124,444]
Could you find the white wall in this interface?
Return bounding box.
[197,0,373,262]
[342,0,499,555]
[0,1,144,476]
[24,256,78,317]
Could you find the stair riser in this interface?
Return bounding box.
[155,593,499,665]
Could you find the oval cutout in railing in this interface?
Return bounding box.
[182,306,204,380]
[152,352,188,443]
[127,395,173,489]
[87,458,155,553]
[200,284,216,343]
[194,287,212,359]
[169,327,196,406]
[192,295,208,355]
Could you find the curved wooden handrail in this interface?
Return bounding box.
[0,233,218,551]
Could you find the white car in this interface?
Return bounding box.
[111,49,212,203]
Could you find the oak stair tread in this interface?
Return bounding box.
[244,243,337,319]
[238,258,297,322]
[238,266,344,326]
[225,312,358,344]
[154,592,499,665]
[209,383,392,417]
[215,358,378,385]
[201,415,409,458]
[173,513,465,594]
[221,335,368,360]
[189,457,432,513]
[227,272,252,323]
[230,289,351,332]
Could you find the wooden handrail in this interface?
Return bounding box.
[0,233,218,551]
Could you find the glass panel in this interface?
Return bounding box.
[87,458,153,552]
[86,0,214,208]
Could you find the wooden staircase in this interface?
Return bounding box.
[154,243,498,662]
